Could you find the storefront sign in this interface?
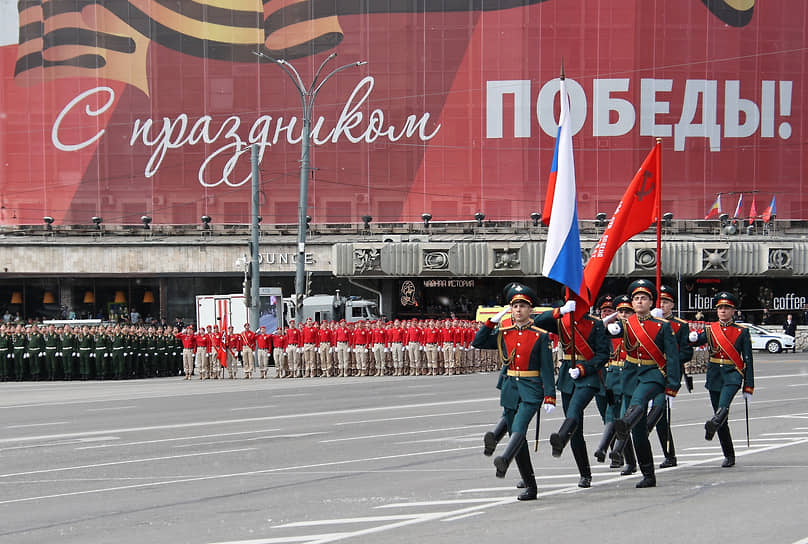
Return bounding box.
[422,279,475,288]
[771,293,807,310]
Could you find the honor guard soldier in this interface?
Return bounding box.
[176,326,196,380]
[595,295,638,475]
[78,326,94,380]
[43,324,60,380]
[27,324,45,380]
[61,325,78,380]
[608,280,680,488]
[646,285,694,468]
[533,294,610,488]
[13,324,27,380]
[472,283,556,501]
[0,325,11,381]
[94,326,110,379]
[689,291,754,468]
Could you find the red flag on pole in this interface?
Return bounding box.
[575,142,661,316]
[748,195,758,225]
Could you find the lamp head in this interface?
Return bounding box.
[361,215,372,229]
[91,216,103,229]
[201,215,212,229]
[474,212,485,226]
[662,212,674,226]
[530,212,541,227]
[141,215,152,229]
[596,212,608,226]
[43,216,54,231]
[421,213,432,227]
[718,213,729,225]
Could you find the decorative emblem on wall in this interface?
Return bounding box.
[353,248,381,273]
[400,280,418,307]
[634,248,657,270]
[423,250,450,270]
[702,248,729,271]
[494,249,520,269]
[768,248,792,270]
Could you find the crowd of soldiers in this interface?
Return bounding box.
[0,323,185,381]
[175,318,497,380]
[475,280,754,500]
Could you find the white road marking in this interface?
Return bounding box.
[335,410,484,426]
[7,421,70,429]
[174,432,325,448]
[0,398,494,444]
[790,537,808,544]
[231,405,278,411]
[210,533,350,544]
[376,498,513,508]
[320,425,484,443]
[0,448,255,480]
[75,429,283,450]
[85,405,136,412]
[0,446,479,505]
[441,512,486,522]
[274,515,420,527]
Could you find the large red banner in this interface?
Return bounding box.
[0,0,802,226]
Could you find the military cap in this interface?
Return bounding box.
[596,294,614,311]
[713,291,738,308]
[659,284,675,303]
[504,282,536,306]
[615,295,632,311]
[628,279,656,301]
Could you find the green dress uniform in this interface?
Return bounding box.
[0,330,11,380]
[533,308,610,488]
[61,330,78,380]
[155,333,167,377]
[691,291,754,468]
[43,330,61,380]
[646,285,694,469]
[111,332,126,379]
[95,330,111,379]
[472,283,556,501]
[610,280,681,488]
[13,330,27,380]
[78,332,95,379]
[27,329,45,380]
[593,294,638,473]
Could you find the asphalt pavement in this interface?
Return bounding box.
[1,353,807,544]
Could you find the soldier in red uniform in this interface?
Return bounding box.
[423,320,440,376]
[194,326,209,379]
[224,325,238,378]
[334,320,351,377]
[209,325,225,379]
[352,321,371,376]
[239,324,256,379]
[472,283,556,501]
[272,326,287,378]
[388,320,405,376]
[255,326,271,378]
[404,321,422,376]
[300,319,318,377]
[317,321,333,377]
[175,325,197,380]
[370,321,388,376]
[285,321,301,377]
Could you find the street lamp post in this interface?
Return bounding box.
[254,51,366,308]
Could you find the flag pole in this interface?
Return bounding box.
[655,138,662,303]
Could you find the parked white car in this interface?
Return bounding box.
[738,322,795,353]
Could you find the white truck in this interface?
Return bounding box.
[195,287,283,332]
[283,292,379,324]
[196,289,378,331]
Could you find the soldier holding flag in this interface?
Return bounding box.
[689,292,754,468]
[472,283,557,501]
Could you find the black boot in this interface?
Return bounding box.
[484,417,508,457]
[494,432,525,478]
[571,441,592,488]
[514,442,538,500]
[717,424,736,467]
[705,407,729,441]
[620,438,638,475]
[614,405,644,441]
[594,422,616,463]
[646,404,665,434]
[656,418,677,468]
[549,417,578,458]
[635,463,656,488]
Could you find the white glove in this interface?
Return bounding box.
[297,348,302,353]
[347,348,352,353]
[608,322,621,335]
[689,331,699,342]
[559,300,576,315]
[651,308,664,319]
[743,392,752,400]
[666,395,675,409]
[452,347,456,352]
[384,348,390,353]
[602,311,619,325]
[648,399,654,411]
[24,353,29,359]
[490,307,510,324]
[542,403,556,414]
[568,367,581,379]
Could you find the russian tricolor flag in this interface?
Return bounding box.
[542,76,583,298]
